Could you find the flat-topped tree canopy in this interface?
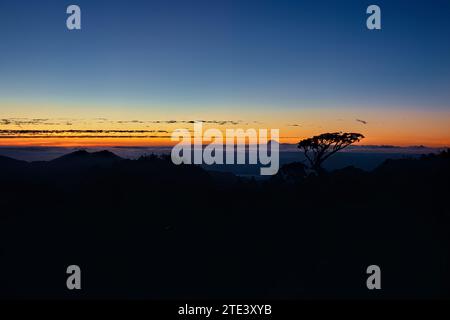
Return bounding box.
[298,132,365,173]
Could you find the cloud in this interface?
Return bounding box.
[0,129,170,138]
[0,118,61,126]
[0,118,245,140]
[116,120,146,124]
[356,119,368,125]
[147,120,242,125]
[0,117,243,127]
[0,130,169,134]
[0,136,172,139]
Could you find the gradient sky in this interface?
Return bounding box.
[0,0,449,146]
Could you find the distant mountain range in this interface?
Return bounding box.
[0,150,123,173]
[0,148,449,299]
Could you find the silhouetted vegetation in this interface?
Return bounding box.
[298,132,364,173]
[0,149,449,299]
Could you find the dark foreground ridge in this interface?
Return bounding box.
[0,150,449,299]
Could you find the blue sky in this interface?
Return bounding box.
[0,1,449,147]
[0,0,449,109]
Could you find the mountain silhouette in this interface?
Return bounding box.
[52,149,122,162]
[0,149,448,299]
[0,155,28,170]
[48,150,123,169]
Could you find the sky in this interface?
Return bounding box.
[0,0,449,147]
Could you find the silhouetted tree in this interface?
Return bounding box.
[298,132,364,173]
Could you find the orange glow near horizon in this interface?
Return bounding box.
[0,133,449,148]
[0,106,449,148]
